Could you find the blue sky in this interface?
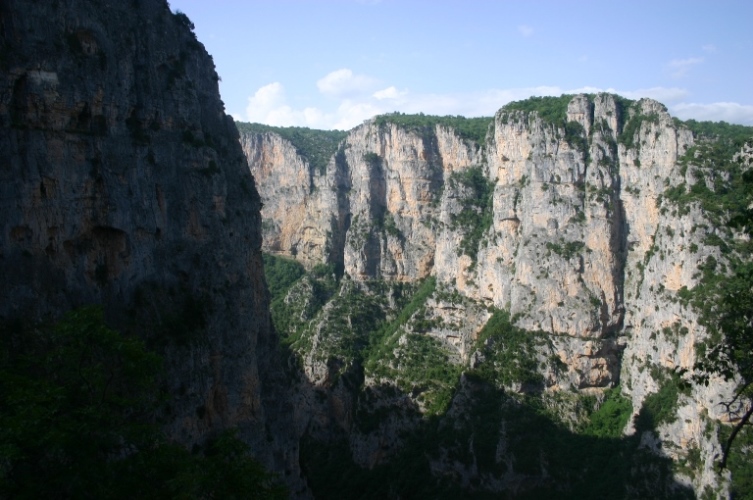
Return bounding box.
[169,0,753,130]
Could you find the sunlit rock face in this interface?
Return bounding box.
[243,94,736,495]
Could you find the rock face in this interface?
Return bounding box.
[239,131,334,267]
[0,0,302,491]
[243,95,743,495]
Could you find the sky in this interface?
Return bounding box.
[168,0,753,131]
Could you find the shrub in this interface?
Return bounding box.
[583,387,633,438]
[470,308,544,389]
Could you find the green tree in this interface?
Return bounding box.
[710,165,753,469]
[689,152,753,469]
[662,124,753,472]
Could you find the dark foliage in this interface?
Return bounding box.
[263,253,338,345]
[373,112,492,146]
[301,374,692,500]
[470,309,545,389]
[263,252,306,300]
[661,121,753,476]
[502,95,575,126]
[0,307,286,499]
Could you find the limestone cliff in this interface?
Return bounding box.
[244,95,749,496]
[0,0,302,491]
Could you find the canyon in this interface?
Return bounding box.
[1,0,751,497]
[241,96,751,497]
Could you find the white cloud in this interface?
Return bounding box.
[302,107,325,125]
[373,86,407,100]
[317,68,379,98]
[611,87,689,103]
[667,57,704,78]
[246,82,286,111]
[332,100,384,130]
[670,102,753,125]
[702,44,717,53]
[245,82,290,124]
[244,82,329,128]
[242,70,401,129]
[518,24,534,37]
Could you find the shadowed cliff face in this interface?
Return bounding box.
[0,0,302,491]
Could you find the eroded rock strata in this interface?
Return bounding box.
[243,96,748,497]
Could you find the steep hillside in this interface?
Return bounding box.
[0,0,303,494]
[243,95,753,498]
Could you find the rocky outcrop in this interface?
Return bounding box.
[0,0,303,492]
[240,131,327,267]
[244,121,484,280]
[243,94,742,495]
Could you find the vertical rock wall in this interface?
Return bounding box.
[0,0,302,491]
[243,93,739,494]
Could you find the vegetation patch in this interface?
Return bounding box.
[499,94,638,162]
[263,255,337,346]
[659,122,753,474]
[263,253,305,300]
[662,120,753,228]
[720,424,753,499]
[361,278,460,414]
[448,166,494,267]
[635,367,689,432]
[581,387,633,438]
[310,282,387,365]
[501,95,575,126]
[301,376,692,499]
[617,107,660,150]
[468,308,545,390]
[373,112,492,146]
[564,120,589,160]
[387,334,462,415]
[0,307,285,498]
[546,239,586,260]
[292,285,692,498]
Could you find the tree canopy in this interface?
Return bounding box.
[373,112,493,146]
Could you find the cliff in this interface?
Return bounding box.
[243,95,751,497]
[2,0,746,494]
[0,0,302,492]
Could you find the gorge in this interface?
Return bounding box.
[240,95,753,498]
[1,0,751,498]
